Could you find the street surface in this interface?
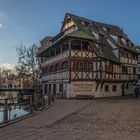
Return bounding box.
[1,97,140,140]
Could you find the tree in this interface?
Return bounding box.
[0,67,16,88]
[16,43,40,87]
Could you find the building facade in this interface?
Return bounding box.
[136,46,140,79]
[37,13,139,98]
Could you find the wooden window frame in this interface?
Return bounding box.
[112,85,117,92]
[105,85,109,92]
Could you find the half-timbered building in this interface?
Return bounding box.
[37,13,139,98]
[136,46,140,79]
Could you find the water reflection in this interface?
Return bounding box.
[0,106,29,124]
[0,91,29,124]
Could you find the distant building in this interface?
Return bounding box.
[37,13,139,98]
[136,46,140,79]
[15,74,33,88]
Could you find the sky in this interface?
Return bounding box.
[0,0,140,67]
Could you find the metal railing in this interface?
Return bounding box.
[0,93,54,125]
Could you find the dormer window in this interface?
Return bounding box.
[121,38,126,45]
[92,31,99,40]
[80,20,90,27]
[107,28,111,33]
[85,21,90,27]
[110,35,118,42]
[81,21,85,26]
[62,16,75,31]
[102,27,107,31]
[66,17,72,23]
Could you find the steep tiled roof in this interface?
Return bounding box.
[38,13,139,62]
[64,13,140,62]
[40,36,53,44]
[38,36,53,55]
[66,13,126,37]
[66,13,138,54]
[67,30,94,40]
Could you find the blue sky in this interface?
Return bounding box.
[0,0,140,66]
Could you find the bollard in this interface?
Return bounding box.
[4,98,8,123]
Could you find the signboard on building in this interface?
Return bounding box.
[72,83,93,92]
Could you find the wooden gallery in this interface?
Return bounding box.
[37,13,139,98]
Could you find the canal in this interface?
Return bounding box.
[0,89,52,125]
[0,91,29,124]
[0,105,29,124]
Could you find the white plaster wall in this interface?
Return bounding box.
[42,79,135,98]
[93,82,134,97]
[124,82,134,95]
[68,81,94,98]
[67,81,134,98]
[93,83,122,98]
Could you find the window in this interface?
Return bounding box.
[79,61,84,70]
[41,57,45,63]
[121,52,124,57]
[112,85,117,92]
[82,41,90,51]
[73,61,79,71]
[105,85,109,92]
[56,46,61,55]
[139,66,140,72]
[50,49,55,57]
[46,51,50,58]
[46,67,51,73]
[106,61,113,73]
[63,17,73,29]
[53,84,56,94]
[71,40,81,50]
[42,68,45,73]
[50,65,55,72]
[133,67,136,74]
[66,18,72,24]
[44,84,48,93]
[138,56,140,62]
[55,63,61,71]
[73,61,92,71]
[87,62,92,71]
[126,83,129,89]
[80,20,90,27]
[62,41,69,52]
[122,66,128,73]
[49,84,51,93]
[62,61,68,70]
[59,84,63,93]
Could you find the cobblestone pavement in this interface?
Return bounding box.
[0,99,91,140]
[1,97,140,140]
[40,97,140,140]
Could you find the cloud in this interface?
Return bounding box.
[0,12,7,19]
[0,23,3,29]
